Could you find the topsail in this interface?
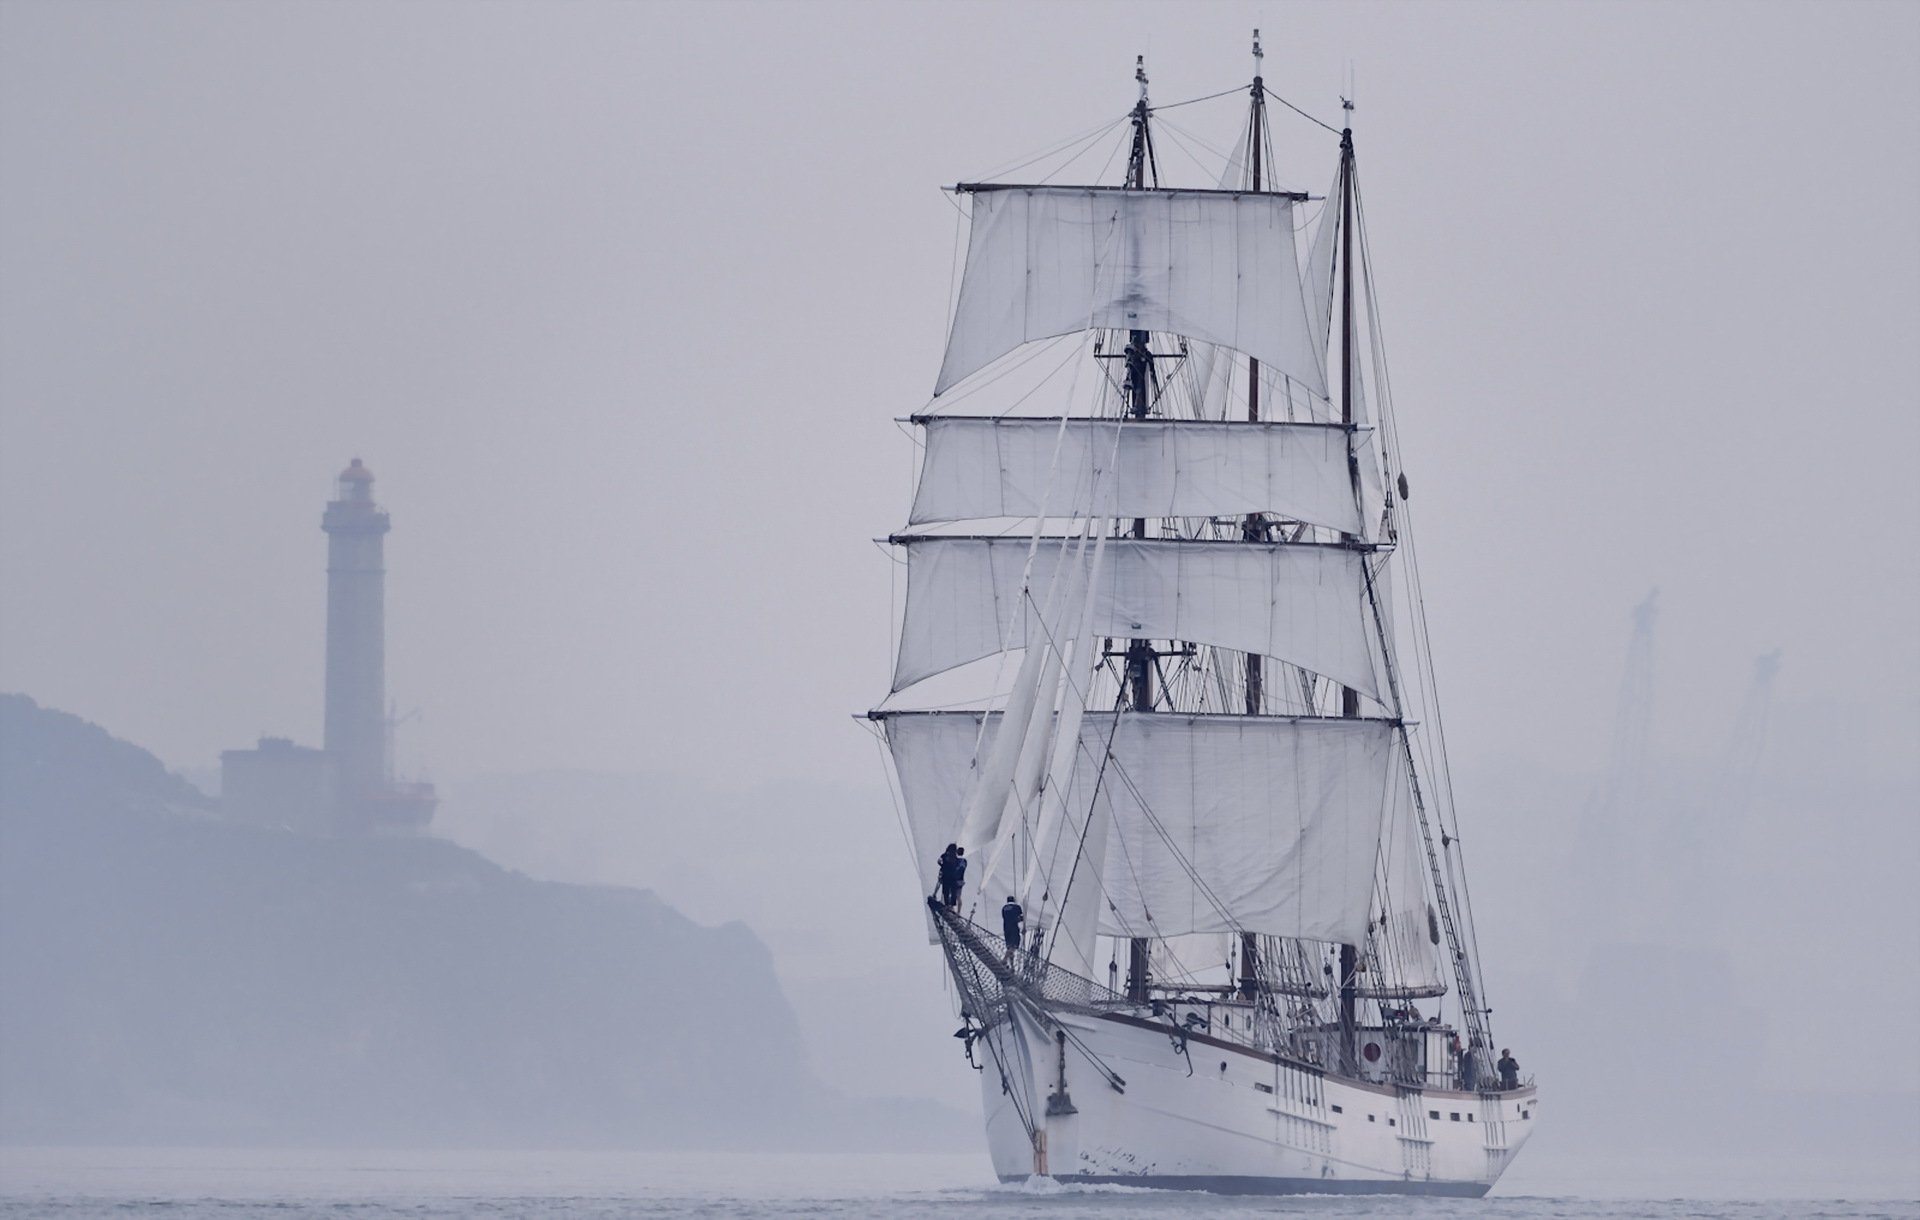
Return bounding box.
[909,415,1364,536]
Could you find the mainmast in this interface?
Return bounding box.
[1122,55,1157,1005]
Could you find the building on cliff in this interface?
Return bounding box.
[221,459,435,834]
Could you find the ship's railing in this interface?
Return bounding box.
[930,901,1539,1096]
[928,899,1129,1020]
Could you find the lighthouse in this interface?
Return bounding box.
[221,458,434,833]
[321,458,391,815]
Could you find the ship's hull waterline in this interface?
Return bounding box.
[975,1003,1536,1196]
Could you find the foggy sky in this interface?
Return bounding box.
[4,2,1919,1183]
[4,0,1914,793]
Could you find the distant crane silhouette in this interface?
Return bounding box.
[1660,648,1782,939]
[1718,649,1783,822]
[1563,590,1659,942]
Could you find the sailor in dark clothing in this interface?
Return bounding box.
[949,847,967,909]
[1001,896,1024,952]
[1459,1043,1479,1092]
[936,844,960,908]
[1497,1048,1520,1091]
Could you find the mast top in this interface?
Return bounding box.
[1127,55,1157,190]
[1252,29,1264,86]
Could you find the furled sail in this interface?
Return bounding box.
[908,416,1363,536]
[882,710,1399,945]
[935,186,1327,398]
[891,535,1385,703]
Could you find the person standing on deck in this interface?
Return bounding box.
[936,844,960,908]
[1001,896,1024,953]
[1460,1042,1481,1092]
[1498,1048,1520,1091]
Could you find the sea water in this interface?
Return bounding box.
[1,1148,1914,1218]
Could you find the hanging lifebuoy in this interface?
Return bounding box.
[1363,1040,1383,1063]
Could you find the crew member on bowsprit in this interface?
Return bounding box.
[1001,896,1024,952]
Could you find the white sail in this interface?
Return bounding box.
[892,536,1384,703]
[936,187,1326,398]
[883,711,1398,944]
[1045,580,1115,981]
[1303,169,1340,365]
[951,524,1096,889]
[1366,749,1447,996]
[1020,527,1110,918]
[967,531,1089,902]
[909,416,1363,536]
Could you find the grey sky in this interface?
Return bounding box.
[5,3,1919,1178]
[4,1,1914,792]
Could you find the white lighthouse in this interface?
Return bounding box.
[221,458,434,833]
[321,458,391,814]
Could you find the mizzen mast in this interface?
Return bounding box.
[1335,98,1364,1069]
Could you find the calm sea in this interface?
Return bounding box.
[1,1148,1914,1218]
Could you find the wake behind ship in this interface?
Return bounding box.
[864,36,1537,1195]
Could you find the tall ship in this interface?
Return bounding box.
[867,38,1536,1195]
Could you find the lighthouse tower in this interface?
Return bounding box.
[321,458,390,815]
[220,457,433,834]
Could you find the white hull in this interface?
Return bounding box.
[975,1003,1536,1196]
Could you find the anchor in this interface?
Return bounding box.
[1045,1027,1078,1116]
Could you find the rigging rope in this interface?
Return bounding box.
[1263,85,1343,136]
[1148,85,1247,113]
[963,112,1131,185]
[1352,165,1495,1046]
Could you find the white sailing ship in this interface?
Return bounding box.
[867,38,1536,1196]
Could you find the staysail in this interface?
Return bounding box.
[1362,756,1449,997]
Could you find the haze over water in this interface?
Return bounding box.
[2,1149,1916,1217]
[2,0,1916,1211]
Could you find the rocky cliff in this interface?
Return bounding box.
[0,694,923,1148]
